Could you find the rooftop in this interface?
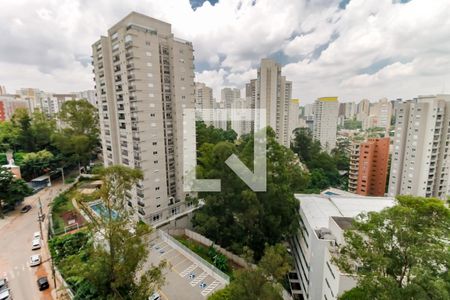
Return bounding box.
[295,192,395,230]
[331,216,353,230]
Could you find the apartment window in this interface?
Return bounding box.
[154,160,158,164]
[153,151,157,155]
[155,187,160,191]
[152,213,161,222]
[150,113,155,117]
[152,142,157,146]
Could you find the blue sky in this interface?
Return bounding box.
[0,0,449,103]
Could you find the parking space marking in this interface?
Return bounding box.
[190,271,208,286]
[160,248,175,257]
[201,280,220,296]
[180,264,197,277]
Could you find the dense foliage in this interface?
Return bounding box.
[193,125,308,259]
[208,244,292,300]
[335,195,450,299]
[0,99,99,180]
[291,127,348,192]
[0,166,32,217]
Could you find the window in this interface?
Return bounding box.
[154,160,158,164]
[153,151,158,155]
[152,142,157,146]
[155,187,160,191]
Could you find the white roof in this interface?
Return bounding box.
[295,193,396,230]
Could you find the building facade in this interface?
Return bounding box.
[0,95,28,121]
[292,190,395,300]
[364,98,392,131]
[313,97,339,152]
[221,87,240,110]
[388,95,450,199]
[254,58,293,147]
[194,82,214,127]
[348,138,390,196]
[92,12,196,223]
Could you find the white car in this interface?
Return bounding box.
[30,254,41,267]
[31,238,41,250]
[33,231,41,240]
[0,289,11,300]
[149,292,160,300]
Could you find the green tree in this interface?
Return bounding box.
[335,195,450,299]
[0,121,20,151]
[193,128,307,259]
[53,100,99,172]
[208,244,291,300]
[0,166,32,217]
[20,149,54,180]
[73,165,165,299]
[11,108,35,152]
[196,121,237,149]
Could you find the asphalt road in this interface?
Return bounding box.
[0,180,64,300]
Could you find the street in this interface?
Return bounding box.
[0,180,65,300]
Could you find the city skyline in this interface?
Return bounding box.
[0,0,449,103]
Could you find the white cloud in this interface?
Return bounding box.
[0,0,449,103]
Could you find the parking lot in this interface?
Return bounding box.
[147,236,226,300]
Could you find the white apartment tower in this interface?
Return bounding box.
[364,97,392,131]
[92,12,195,223]
[194,82,214,127]
[221,87,240,109]
[313,97,339,152]
[388,95,450,199]
[255,58,293,147]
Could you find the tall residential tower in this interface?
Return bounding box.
[92,12,195,223]
[313,97,339,152]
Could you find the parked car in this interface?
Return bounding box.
[149,291,160,300]
[0,289,11,300]
[30,254,41,267]
[20,205,32,213]
[37,277,49,291]
[31,238,41,250]
[33,231,41,240]
[0,278,7,291]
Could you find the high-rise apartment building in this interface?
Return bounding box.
[230,98,251,136]
[75,90,97,107]
[92,12,195,223]
[313,97,339,152]
[254,58,293,147]
[0,95,28,121]
[356,98,370,123]
[388,95,450,199]
[194,82,214,127]
[0,85,6,95]
[364,98,392,131]
[221,87,240,110]
[348,138,390,196]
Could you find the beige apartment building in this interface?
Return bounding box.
[313,97,339,152]
[194,82,214,127]
[92,12,196,224]
[388,95,450,199]
[253,58,293,147]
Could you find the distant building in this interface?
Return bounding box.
[289,99,300,137]
[388,95,450,199]
[313,97,339,152]
[253,58,293,147]
[221,87,240,110]
[0,85,6,95]
[194,82,214,127]
[230,98,251,136]
[0,95,29,121]
[356,98,370,124]
[348,138,390,196]
[75,90,97,107]
[364,98,392,131]
[291,190,395,300]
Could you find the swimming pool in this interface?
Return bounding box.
[89,202,118,219]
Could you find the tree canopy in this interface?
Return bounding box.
[334,195,450,299]
[0,166,32,217]
[193,126,308,259]
[291,127,348,192]
[69,165,165,299]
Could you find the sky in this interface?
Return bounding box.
[1,0,450,103]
